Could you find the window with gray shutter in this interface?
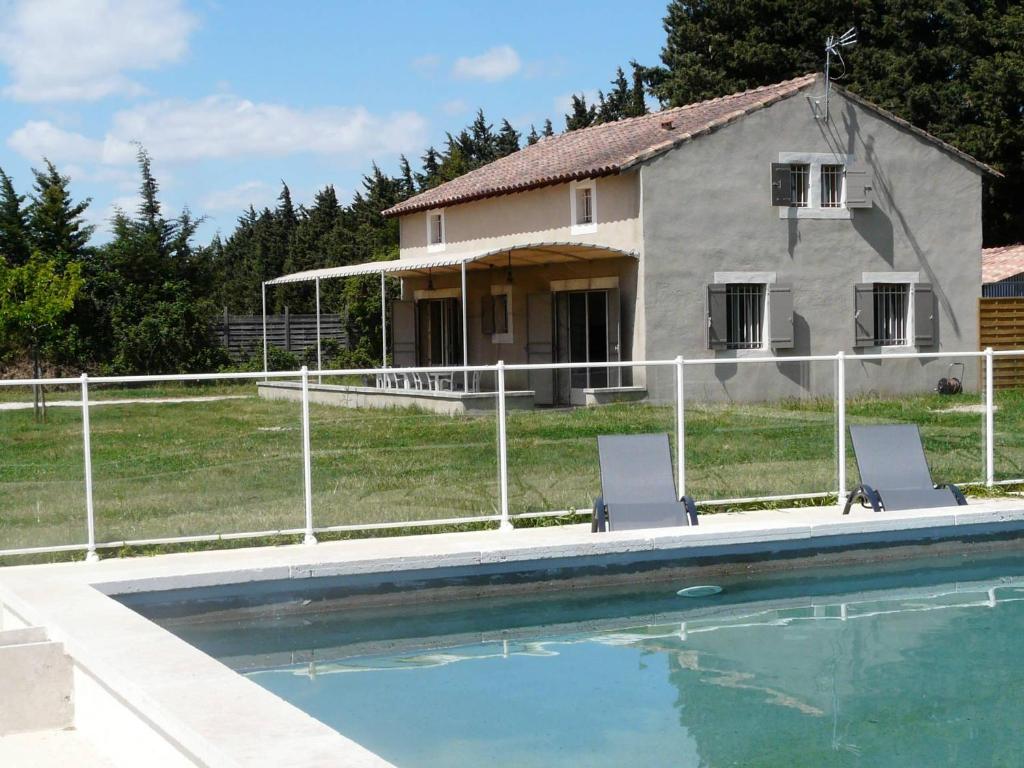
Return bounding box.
[845,163,874,208]
[914,283,936,347]
[706,284,728,349]
[481,295,495,335]
[769,284,794,350]
[770,163,792,206]
[853,284,875,347]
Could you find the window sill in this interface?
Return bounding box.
[717,347,771,358]
[570,222,597,235]
[778,207,851,220]
[856,344,915,354]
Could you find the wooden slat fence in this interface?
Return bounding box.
[979,297,1024,389]
[214,308,348,360]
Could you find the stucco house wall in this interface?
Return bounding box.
[640,81,983,403]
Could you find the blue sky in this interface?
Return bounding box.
[0,0,667,243]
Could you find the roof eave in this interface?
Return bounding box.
[382,167,622,218]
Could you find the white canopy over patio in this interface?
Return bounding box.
[260,242,638,387]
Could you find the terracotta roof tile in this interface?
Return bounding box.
[384,74,818,217]
[982,244,1024,284]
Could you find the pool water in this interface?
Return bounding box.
[154,552,1024,767]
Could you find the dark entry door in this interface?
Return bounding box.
[554,289,616,403]
[416,298,462,367]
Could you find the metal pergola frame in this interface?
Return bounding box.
[260,242,638,391]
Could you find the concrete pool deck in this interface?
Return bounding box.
[4,497,1024,767]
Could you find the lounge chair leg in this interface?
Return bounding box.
[682,496,699,526]
[591,495,607,532]
[843,484,882,515]
[942,483,968,506]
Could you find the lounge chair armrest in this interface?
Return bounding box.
[682,495,699,527]
[591,495,607,532]
[843,484,883,515]
[938,483,968,506]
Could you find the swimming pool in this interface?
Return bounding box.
[145,551,1024,767]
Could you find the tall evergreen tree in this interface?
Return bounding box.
[496,119,521,156]
[565,94,598,131]
[527,124,541,145]
[542,119,555,137]
[645,0,1023,245]
[0,167,31,266]
[28,159,93,262]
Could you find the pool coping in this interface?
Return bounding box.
[3,498,1024,767]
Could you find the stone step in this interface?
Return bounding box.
[0,633,73,736]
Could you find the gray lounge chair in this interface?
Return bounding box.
[592,433,698,532]
[843,424,967,515]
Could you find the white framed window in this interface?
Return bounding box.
[726,283,766,349]
[777,152,853,219]
[789,164,810,208]
[569,180,597,235]
[488,284,514,344]
[426,209,445,252]
[820,164,844,208]
[856,272,923,350]
[872,283,910,345]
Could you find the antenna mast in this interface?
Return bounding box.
[822,27,857,121]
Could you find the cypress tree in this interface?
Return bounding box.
[527,124,541,145]
[542,119,555,137]
[564,94,598,131]
[496,119,521,157]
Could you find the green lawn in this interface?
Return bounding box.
[2,383,1024,558]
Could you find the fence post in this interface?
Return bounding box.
[836,351,846,504]
[496,361,512,531]
[674,356,686,498]
[80,373,99,563]
[300,366,317,545]
[985,346,994,487]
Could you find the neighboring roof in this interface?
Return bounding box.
[384,73,1000,218]
[265,242,637,284]
[982,244,1024,284]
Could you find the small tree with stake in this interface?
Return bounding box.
[0,252,82,421]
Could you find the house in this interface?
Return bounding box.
[982,244,1024,297]
[266,73,998,408]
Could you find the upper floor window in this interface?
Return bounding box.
[821,164,844,208]
[789,164,810,208]
[772,153,871,219]
[570,180,597,234]
[427,210,445,252]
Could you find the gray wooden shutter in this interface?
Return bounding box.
[845,163,874,208]
[769,283,794,350]
[770,163,792,206]
[481,294,495,335]
[914,283,936,347]
[391,300,416,366]
[494,295,509,334]
[706,284,728,350]
[854,284,875,347]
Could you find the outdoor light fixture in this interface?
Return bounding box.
[505,251,514,284]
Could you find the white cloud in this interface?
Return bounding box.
[200,180,273,213]
[441,99,468,116]
[411,54,441,76]
[0,0,197,102]
[7,96,429,165]
[452,45,521,82]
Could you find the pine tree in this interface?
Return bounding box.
[28,159,93,262]
[542,119,555,137]
[0,167,31,266]
[598,67,632,123]
[627,62,648,118]
[418,146,442,189]
[496,119,521,157]
[397,155,416,198]
[469,109,498,164]
[565,94,598,131]
[527,124,541,145]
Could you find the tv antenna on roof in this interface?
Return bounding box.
[819,27,857,121]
